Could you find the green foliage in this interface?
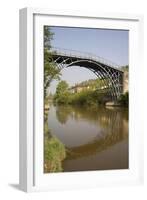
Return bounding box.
[44,110,66,173]
[56,80,69,93]
[53,78,129,107]
[54,81,71,104]
[121,65,129,72]
[71,78,108,91]
[44,51,61,97]
[44,136,66,173]
[43,27,66,172]
[118,92,129,106]
[44,26,61,97]
[54,88,106,106]
[44,26,54,49]
[53,79,109,106]
[69,90,105,106]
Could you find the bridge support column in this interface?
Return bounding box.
[123,71,129,94]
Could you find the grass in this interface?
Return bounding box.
[44,97,67,173]
[44,136,66,173]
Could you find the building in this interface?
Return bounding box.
[69,84,90,93]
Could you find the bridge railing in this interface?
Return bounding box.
[50,47,121,70]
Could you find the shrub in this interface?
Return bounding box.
[118,92,129,106]
[44,136,66,173]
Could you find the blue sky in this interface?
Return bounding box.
[48,26,129,94]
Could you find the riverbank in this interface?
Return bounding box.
[54,87,129,107]
[44,100,67,173]
[105,101,122,107]
[44,136,66,173]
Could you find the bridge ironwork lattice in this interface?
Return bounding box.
[49,47,124,100]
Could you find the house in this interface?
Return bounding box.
[69,84,90,93]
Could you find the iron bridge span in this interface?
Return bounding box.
[49,48,124,100]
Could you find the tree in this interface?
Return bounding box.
[44,26,61,97]
[44,26,54,49]
[54,81,70,104]
[56,81,69,94]
[121,65,129,72]
[118,92,129,106]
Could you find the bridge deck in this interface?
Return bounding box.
[48,47,124,99]
[50,47,123,73]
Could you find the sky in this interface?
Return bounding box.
[48,26,129,94]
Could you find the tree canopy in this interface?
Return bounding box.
[44,26,61,97]
[54,81,70,104]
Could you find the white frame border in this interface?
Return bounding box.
[19,7,144,192]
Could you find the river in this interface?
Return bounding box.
[47,104,128,172]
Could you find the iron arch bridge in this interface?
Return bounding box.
[49,48,124,100]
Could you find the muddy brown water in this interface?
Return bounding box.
[47,105,129,172]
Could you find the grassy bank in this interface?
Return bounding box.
[44,99,66,173]
[44,136,66,173]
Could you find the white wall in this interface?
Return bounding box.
[0,0,146,199]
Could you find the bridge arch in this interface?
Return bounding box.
[50,48,124,100]
[66,60,119,99]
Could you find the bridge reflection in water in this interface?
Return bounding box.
[48,105,128,171]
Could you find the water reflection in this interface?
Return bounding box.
[48,105,128,171]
